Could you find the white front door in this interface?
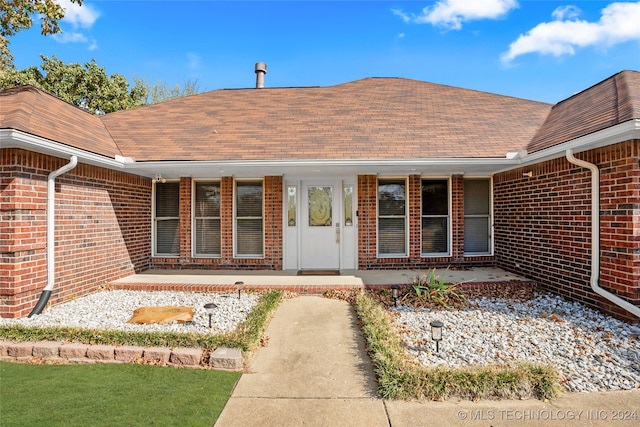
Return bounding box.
[300,182,340,269]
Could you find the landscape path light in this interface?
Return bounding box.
[235,281,244,299]
[391,285,400,307]
[204,303,217,328]
[430,320,444,353]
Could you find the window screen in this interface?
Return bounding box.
[194,181,221,256]
[235,181,263,256]
[422,180,448,254]
[464,179,491,254]
[378,179,406,256]
[154,182,180,255]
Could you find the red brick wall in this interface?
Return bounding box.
[451,175,465,262]
[357,174,494,270]
[494,141,640,322]
[357,175,377,268]
[179,177,192,264]
[151,175,283,270]
[1,149,151,318]
[264,176,284,269]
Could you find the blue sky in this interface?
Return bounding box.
[9,0,640,104]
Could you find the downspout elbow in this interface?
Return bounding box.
[565,149,640,319]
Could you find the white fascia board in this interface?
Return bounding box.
[494,119,640,174]
[127,157,521,179]
[129,158,516,169]
[1,129,126,170]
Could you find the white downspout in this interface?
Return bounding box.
[565,149,640,318]
[28,156,78,317]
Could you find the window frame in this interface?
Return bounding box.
[233,179,265,258]
[421,177,452,257]
[463,177,493,256]
[377,177,408,258]
[192,180,222,258]
[152,180,180,257]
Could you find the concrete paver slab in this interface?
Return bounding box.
[210,347,244,371]
[384,389,640,427]
[232,296,378,399]
[216,398,388,427]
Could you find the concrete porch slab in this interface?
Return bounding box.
[110,267,528,289]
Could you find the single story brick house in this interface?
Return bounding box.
[1,66,639,322]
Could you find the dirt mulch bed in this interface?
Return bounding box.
[325,281,538,310]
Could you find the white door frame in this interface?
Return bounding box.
[283,177,356,271]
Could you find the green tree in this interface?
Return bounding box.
[0,54,147,114]
[135,77,202,104]
[0,0,83,69]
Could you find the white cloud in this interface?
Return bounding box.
[391,8,411,23]
[551,5,581,21]
[49,1,100,50]
[502,1,640,63]
[56,0,100,29]
[52,32,87,43]
[394,0,518,30]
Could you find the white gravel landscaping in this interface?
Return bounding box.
[393,293,640,393]
[0,290,259,334]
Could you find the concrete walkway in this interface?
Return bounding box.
[215,296,388,426]
[215,296,640,427]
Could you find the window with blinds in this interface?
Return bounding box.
[194,181,221,256]
[235,181,263,257]
[378,179,407,256]
[154,181,180,256]
[464,179,491,254]
[422,179,449,255]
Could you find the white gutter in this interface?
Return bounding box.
[28,155,78,317]
[494,119,640,174]
[1,130,125,170]
[565,149,640,318]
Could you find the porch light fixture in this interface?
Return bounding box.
[152,174,166,183]
[430,320,444,353]
[391,285,400,307]
[204,303,217,328]
[235,281,244,299]
[523,171,533,178]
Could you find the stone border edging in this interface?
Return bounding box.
[0,340,243,371]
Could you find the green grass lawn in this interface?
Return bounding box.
[0,362,240,427]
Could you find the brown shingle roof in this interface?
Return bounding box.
[0,85,121,158]
[527,70,640,153]
[100,77,551,161]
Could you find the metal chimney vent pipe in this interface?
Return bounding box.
[255,62,267,88]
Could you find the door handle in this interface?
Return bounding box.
[335,222,340,244]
